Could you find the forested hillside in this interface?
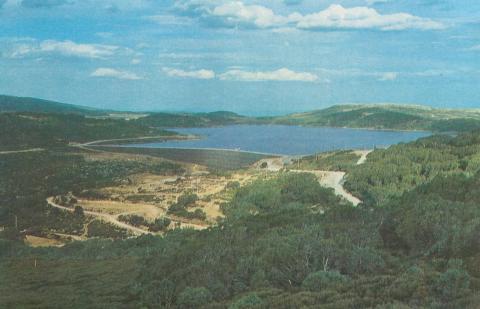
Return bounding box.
[0,113,176,151]
[1,104,480,307]
[2,129,480,307]
[2,169,480,308]
[345,131,480,205]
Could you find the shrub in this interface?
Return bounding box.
[434,266,471,301]
[229,293,263,309]
[73,205,84,217]
[302,271,349,292]
[118,214,146,227]
[226,181,241,190]
[169,193,199,214]
[148,217,171,232]
[86,220,129,239]
[177,287,212,309]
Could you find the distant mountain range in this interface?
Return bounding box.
[2,95,480,132]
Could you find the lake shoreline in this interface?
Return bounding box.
[99,125,429,157]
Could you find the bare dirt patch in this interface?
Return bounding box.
[24,235,65,248]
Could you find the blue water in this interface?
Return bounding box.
[127,125,430,156]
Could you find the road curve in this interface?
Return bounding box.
[290,170,362,206]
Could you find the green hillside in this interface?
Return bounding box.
[266,104,480,132]
[0,113,177,151]
[137,111,248,127]
[0,95,103,115]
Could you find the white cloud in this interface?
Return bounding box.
[378,72,397,81]
[210,1,301,28]
[131,58,141,65]
[5,39,121,59]
[163,67,215,79]
[219,68,318,82]
[91,68,142,80]
[39,40,119,58]
[296,5,445,31]
[176,1,444,31]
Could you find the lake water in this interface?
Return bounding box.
[127,125,430,156]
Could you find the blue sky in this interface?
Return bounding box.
[0,0,479,115]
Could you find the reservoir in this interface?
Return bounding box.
[125,125,430,156]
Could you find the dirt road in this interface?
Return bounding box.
[354,150,373,165]
[46,197,151,236]
[0,148,44,155]
[290,170,361,206]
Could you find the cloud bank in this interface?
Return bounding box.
[175,1,445,31]
[219,68,319,82]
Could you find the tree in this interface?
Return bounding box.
[73,205,84,217]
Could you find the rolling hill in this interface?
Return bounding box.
[0,95,103,115]
[3,94,480,132]
[264,104,480,132]
[136,111,248,127]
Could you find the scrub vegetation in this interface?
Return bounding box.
[2,98,480,308]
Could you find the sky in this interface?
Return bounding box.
[0,0,479,115]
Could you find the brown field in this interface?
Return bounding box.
[24,235,65,248]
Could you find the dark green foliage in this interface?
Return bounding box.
[0,112,176,151]
[345,132,480,205]
[296,150,361,172]
[302,271,350,292]
[383,171,480,258]
[3,112,480,308]
[73,205,84,217]
[224,172,341,219]
[177,287,213,308]
[86,220,129,239]
[268,104,480,132]
[168,193,207,220]
[118,214,146,227]
[434,265,471,301]
[148,217,172,232]
[0,95,102,115]
[229,293,264,309]
[168,193,198,213]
